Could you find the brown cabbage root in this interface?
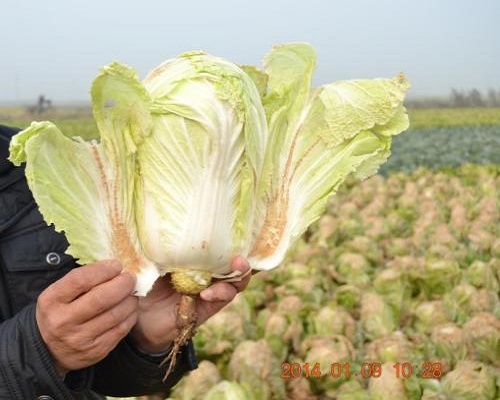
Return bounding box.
[159,269,248,381]
[160,294,197,381]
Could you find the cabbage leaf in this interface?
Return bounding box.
[248,43,410,270]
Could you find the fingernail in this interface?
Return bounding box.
[232,256,242,268]
[200,289,214,301]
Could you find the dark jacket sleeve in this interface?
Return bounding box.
[0,301,197,399]
[93,338,197,397]
[0,304,97,400]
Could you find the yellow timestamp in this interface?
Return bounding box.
[280,362,444,379]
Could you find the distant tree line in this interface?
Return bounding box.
[407,88,500,108]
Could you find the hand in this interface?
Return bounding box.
[36,260,138,375]
[129,256,251,354]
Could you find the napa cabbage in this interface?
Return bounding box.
[9,43,409,296]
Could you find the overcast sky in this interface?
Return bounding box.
[1,0,498,103]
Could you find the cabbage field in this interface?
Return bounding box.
[2,108,499,399]
[176,164,498,400]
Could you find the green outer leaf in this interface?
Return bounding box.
[90,62,159,294]
[92,61,153,149]
[9,121,114,264]
[10,61,161,295]
[90,61,152,246]
[249,43,410,271]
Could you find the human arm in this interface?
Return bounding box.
[0,256,198,399]
[33,255,250,397]
[35,259,196,397]
[0,259,139,400]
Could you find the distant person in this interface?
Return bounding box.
[0,124,251,399]
[37,94,46,114]
[36,94,52,114]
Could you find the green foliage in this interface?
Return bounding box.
[6,118,98,140]
[380,126,500,175]
[408,107,500,129]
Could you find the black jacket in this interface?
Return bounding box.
[0,125,197,399]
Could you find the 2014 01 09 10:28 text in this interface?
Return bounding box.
[280,362,444,379]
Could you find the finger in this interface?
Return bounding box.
[199,256,250,301]
[82,295,138,338]
[199,281,237,302]
[195,287,238,326]
[49,260,123,303]
[80,310,138,364]
[69,271,136,323]
[99,310,138,350]
[229,256,251,292]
